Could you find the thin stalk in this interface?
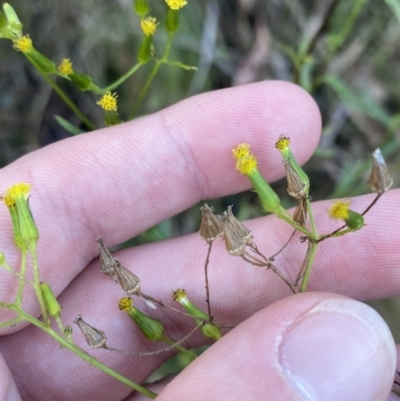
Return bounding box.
[315,193,381,243]
[204,243,213,318]
[1,302,157,399]
[31,248,49,326]
[300,242,318,292]
[275,207,314,238]
[102,63,144,92]
[128,33,174,119]
[15,250,27,306]
[162,335,197,359]
[0,317,22,327]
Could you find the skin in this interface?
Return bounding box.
[0,81,399,401]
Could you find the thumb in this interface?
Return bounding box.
[0,353,22,401]
[156,293,396,401]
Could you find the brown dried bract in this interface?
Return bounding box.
[220,216,246,256]
[368,148,393,194]
[95,237,117,277]
[284,160,307,199]
[114,261,141,296]
[199,203,223,243]
[293,198,307,226]
[74,315,107,349]
[223,205,254,247]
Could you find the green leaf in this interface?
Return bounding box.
[54,115,84,135]
[384,0,400,22]
[322,75,392,127]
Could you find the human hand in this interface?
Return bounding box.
[0,81,398,401]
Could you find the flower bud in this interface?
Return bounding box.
[70,72,94,91]
[3,183,39,252]
[173,289,221,340]
[232,144,281,214]
[133,0,150,16]
[40,282,61,318]
[3,3,22,37]
[166,8,179,33]
[276,136,310,199]
[328,200,364,231]
[119,297,164,341]
[137,35,153,63]
[26,48,57,74]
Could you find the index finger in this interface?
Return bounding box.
[0,81,321,316]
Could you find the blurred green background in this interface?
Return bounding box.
[1,0,400,342]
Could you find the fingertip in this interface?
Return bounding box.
[156,293,395,401]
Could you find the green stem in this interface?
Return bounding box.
[128,33,174,119]
[162,335,197,360]
[31,248,49,326]
[306,198,318,239]
[0,302,157,399]
[26,56,95,130]
[275,207,314,238]
[300,242,318,292]
[0,317,22,327]
[102,62,144,92]
[15,250,27,306]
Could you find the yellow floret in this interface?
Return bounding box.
[118,297,133,312]
[232,143,251,160]
[165,0,188,10]
[328,200,350,220]
[13,35,33,53]
[141,17,157,36]
[275,135,291,151]
[4,183,31,207]
[96,92,118,111]
[236,155,258,175]
[58,58,73,75]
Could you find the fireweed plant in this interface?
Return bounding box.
[0,1,398,399]
[0,136,394,398]
[0,1,196,131]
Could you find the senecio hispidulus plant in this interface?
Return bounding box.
[0,137,394,397]
[0,1,398,399]
[0,0,195,131]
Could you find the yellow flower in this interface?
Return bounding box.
[140,17,157,36]
[236,155,258,175]
[4,183,31,207]
[165,0,187,10]
[328,200,350,220]
[118,297,133,312]
[58,58,73,75]
[96,92,118,111]
[275,135,291,152]
[3,183,39,251]
[13,35,33,53]
[232,143,250,160]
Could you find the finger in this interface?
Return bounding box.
[0,188,398,398]
[155,293,396,401]
[0,353,22,401]
[0,81,321,302]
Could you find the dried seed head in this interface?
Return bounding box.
[114,261,141,296]
[368,148,393,193]
[293,198,307,226]
[223,205,253,247]
[284,160,307,199]
[221,217,246,256]
[73,315,107,349]
[96,237,117,277]
[199,203,223,243]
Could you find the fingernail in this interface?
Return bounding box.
[279,299,396,401]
